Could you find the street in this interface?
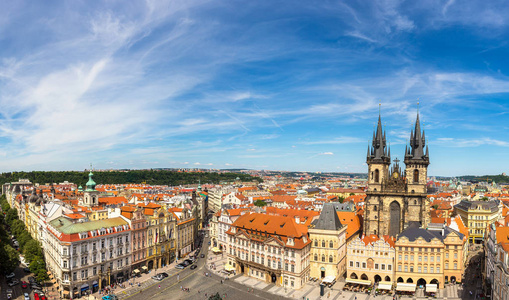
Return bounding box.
[121,229,290,300]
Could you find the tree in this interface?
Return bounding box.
[0,245,20,273]
[6,208,18,224]
[208,293,222,300]
[30,257,49,282]
[336,196,345,203]
[254,200,267,207]
[432,204,439,210]
[481,197,489,201]
[24,239,42,263]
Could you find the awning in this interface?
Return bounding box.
[396,283,416,292]
[224,264,235,272]
[141,266,148,270]
[322,276,336,284]
[378,281,392,290]
[212,247,222,253]
[426,284,438,293]
[133,269,140,274]
[51,279,57,284]
[345,278,371,285]
[62,291,70,296]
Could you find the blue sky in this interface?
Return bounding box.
[1,0,509,176]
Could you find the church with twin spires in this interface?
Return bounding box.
[363,111,431,237]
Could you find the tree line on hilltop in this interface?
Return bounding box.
[0,170,262,186]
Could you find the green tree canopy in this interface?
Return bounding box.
[254,200,267,207]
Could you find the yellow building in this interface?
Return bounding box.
[454,200,502,244]
[141,205,176,270]
[309,203,347,281]
[395,222,467,290]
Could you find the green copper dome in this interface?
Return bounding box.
[86,171,96,191]
[78,185,83,191]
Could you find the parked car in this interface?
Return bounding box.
[8,279,20,286]
[159,272,169,277]
[151,274,163,281]
[40,296,48,300]
[21,281,28,288]
[7,289,13,294]
[31,284,42,290]
[24,293,30,300]
[5,272,16,279]
[200,254,205,258]
[34,293,40,300]
[175,264,185,269]
[190,264,197,270]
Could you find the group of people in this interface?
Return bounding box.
[180,286,190,292]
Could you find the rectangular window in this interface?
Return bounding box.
[404,255,408,261]
[362,262,366,268]
[291,264,295,273]
[404,265,408,272]
[374,263,379,270]
[445,263,449,269]
[349,261,353,267]
[398,265,402,271]
[381,264,385,270]
[430,267,434,273]
[454,263,458,269]
[437,267,440,273]
[418,266,421,272]
[424,267,427,273]
[388,265,392,271]
[446,253,449,259]
[437,256,440,262]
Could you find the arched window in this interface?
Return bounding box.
[374,230,377,235]
[375,169,380,183]
[322,240,325,247]
[374,205,377,211]
[329,255,333,263]
[413,169,419,183]
[414,200,417,205]
[314,240,318,247]
[322,255,325,262]
[314,254,318,261]
[329,241,333,248]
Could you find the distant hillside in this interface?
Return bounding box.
[459,174,509,184]
[0,170,262,187]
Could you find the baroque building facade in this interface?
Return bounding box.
[364,113,431,237]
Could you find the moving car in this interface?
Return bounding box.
[6,272,16,279]
[24,293,30,300]
[7,293,12,300]
[159,272,169,277]
[200,254,205,258]
[102,296,118,300]
[175,264,185,269]
[151,274,164,281]
[190,264,197,270]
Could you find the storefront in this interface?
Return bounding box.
[80,283,90,296]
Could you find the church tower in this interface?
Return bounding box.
[366,114,391,192]
[82,170,99,207]
[404,112,429,194]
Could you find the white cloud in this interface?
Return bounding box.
[319,152,334,155]
[434,137,509,147]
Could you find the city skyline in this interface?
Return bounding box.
[1,1,509,176]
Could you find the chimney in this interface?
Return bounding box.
[295,216,300,224]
